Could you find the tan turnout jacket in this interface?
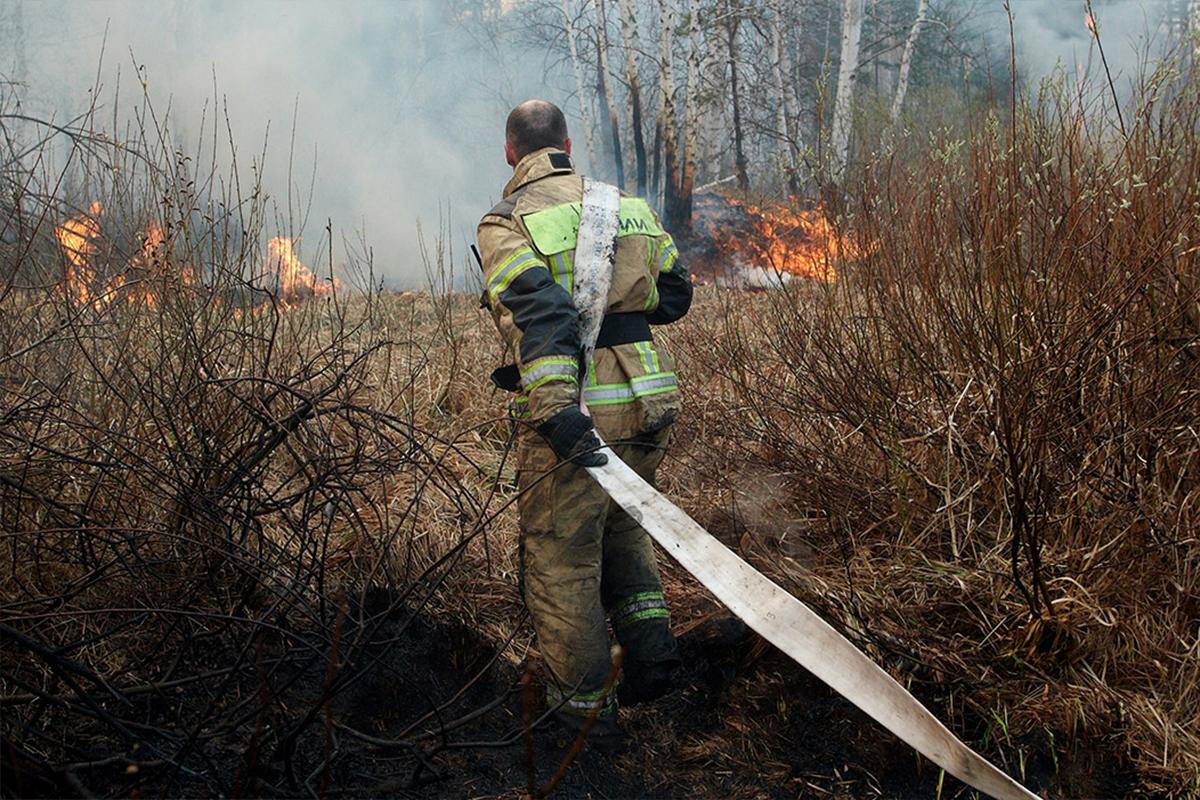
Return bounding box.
[476,147,693,441]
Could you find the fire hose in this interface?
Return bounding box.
[570,177,1037,800]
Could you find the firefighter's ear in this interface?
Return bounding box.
[505,142,518,168]
[563,137,572,158]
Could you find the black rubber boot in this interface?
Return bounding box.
[618,656,680,706]
[552,710,626,755]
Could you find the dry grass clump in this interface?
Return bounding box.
[677,58,1199,794]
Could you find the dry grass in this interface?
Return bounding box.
[3,54,1199,799]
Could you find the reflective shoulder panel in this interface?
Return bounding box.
[523,197,665,256]
[616,198,663,238]
[523,201,583,256]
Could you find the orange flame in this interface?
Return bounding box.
[701,196,841,282]
[54,203,337,313]
[55,201,103,304]
[267,236,338,303]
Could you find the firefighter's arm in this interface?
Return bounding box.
[477,216,581,422]
[647,231,693,324]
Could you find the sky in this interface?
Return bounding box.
[0,0,1182,287]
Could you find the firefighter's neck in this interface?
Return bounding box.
[505,138,572,169]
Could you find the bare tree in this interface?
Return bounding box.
[595,0,626,187]
[658,0,682,220]
[675,0,704,231]
[617,0,648,195]
[723,0,750,194]
[562,0,597,169]
[769,0,800,191]
[1192,0,1200,58]
[888,0,930,133]
[831,0,866,182]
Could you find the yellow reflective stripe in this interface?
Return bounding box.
[549,251,573,293]
[519,355,579,391]
[634,341,655,374]
[487,247,544,301]
[583,372,677,406]
[644,278,660,312]
[656,240,678,274]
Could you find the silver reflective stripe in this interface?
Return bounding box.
[617,599,667,616]
[487,249,544,301]
[547,688,615,715]
[520,358,578,389]
[656,241,678,273]
[550,251,572,293]
[583,372,678,404]
[584,385,634,403]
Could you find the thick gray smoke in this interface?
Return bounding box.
[988,0,1175,92]
[0,0,1182,286]
[2,0,574,287]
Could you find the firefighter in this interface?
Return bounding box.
[476,100,693,751]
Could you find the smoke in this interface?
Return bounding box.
[2,0,575,287]
[1,0,1184,287]
[985,0,1175,92]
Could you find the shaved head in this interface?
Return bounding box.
[505,100,569,162]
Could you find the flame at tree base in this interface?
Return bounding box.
[690,193,849,286]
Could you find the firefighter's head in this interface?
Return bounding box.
[505,100,571,168]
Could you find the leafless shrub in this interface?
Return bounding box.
[680,52,1199,795]
[0,80,525,797]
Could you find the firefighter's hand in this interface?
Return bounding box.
[536,407,608,467]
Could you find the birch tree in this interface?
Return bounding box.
[595,0,625,188]
[700,37,724,186]
[768,0,800,190]
[723,0,749,194]
[671,0,704,232]
[561,0,597,169]
[888,0,930,132]
[658,0,681,220]
[617,0,648,195]
[830,0,865,182]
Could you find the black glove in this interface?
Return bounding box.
[536,407,608,467]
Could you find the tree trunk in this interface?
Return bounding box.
[562,0,597,170]
[768,0,800,193]
[651,114,662,208]
[658,0,681,223]
[724,0,749,195]
[674,0,703,233]
[617,0,648,196]
[595,0,626,188]
[888,0,930,133]
[700,40,723,185]
[830,0,865,183]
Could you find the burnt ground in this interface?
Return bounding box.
[2,605,1142,800]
